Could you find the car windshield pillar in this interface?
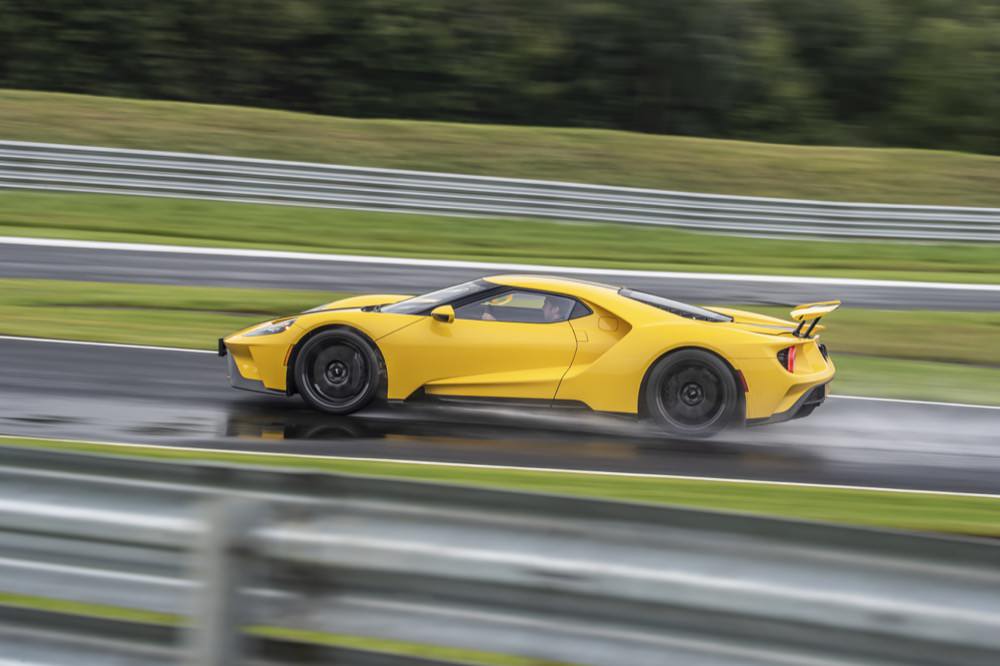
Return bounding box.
[380,279,497,316]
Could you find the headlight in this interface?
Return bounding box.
[245,318,297,337]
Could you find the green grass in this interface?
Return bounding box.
[3,278,999,405]
[5,90,1000,206]
[832,356,1000,406]
[249,628,569,666]
[0,592,565,666]
[4,192,1000,284]
[751,306,1000,365]
[4,436,1000,536]
[0,592,179,625]
[0,278,343,349]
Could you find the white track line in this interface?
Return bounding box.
[3,235,999,291]
[3,335,999,411]
[831,394,1000,411]
[2,434,999,498]
[0,334,215,354]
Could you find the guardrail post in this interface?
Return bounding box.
[184,497,263,666]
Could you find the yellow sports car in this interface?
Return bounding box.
[220,275,838,437]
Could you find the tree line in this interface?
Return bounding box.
[2,0,998,154]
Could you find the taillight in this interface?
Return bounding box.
[777,346,796,372]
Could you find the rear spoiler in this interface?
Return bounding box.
[790,300,840,338]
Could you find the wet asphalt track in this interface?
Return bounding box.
[3,239,1000,311]
[3,338,999,494]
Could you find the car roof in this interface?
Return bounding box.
[484,274,622,300]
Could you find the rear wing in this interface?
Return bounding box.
[790,300,840,338]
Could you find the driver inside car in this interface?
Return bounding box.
[482,294,568,322]
[541,295,569,322]
[476,292,571,322]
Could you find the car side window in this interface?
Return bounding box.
[454,290,581,323]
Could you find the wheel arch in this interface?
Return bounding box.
[285,324,387,398]
[637,345,746,423]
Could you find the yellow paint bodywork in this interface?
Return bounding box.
[791,301,841,321]
[223,275,836,422]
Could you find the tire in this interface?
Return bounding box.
[644,349,739,438]
[294,329,382,415]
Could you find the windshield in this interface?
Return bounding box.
[381,279,496,315]
[619,288,732,322]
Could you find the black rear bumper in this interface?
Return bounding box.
[747,383,829,427]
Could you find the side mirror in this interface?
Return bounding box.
[431,305,455,323]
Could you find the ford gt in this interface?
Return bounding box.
[219,275,838,437]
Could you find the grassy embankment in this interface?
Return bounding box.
[3,89,998,284]
[1,279,999,405]
[3,192,1000,285]
[5,89,1000,206]
[0,589,568,665]
[2,91,998,403]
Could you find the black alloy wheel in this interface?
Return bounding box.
[644,349,739,438]
[295,329,382,414]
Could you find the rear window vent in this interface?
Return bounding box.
[618,288,732,322]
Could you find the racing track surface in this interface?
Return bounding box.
[3,238,1000,311]
[3,337,999,495]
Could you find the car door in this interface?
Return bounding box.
[380,290,579,401]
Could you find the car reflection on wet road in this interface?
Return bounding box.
[2,337,1000,494]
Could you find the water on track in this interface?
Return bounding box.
[2,338,999,494]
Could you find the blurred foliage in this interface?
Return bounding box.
[1,0,998,153]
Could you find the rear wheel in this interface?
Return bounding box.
[294,329,382,414]
[644,349,739,438]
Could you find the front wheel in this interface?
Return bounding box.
[294,329,382,414]
[644,349,740,438]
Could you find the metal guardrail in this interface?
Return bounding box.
[2,140,1000,241]
[0,605,449,666]
[2,444,1000,665]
